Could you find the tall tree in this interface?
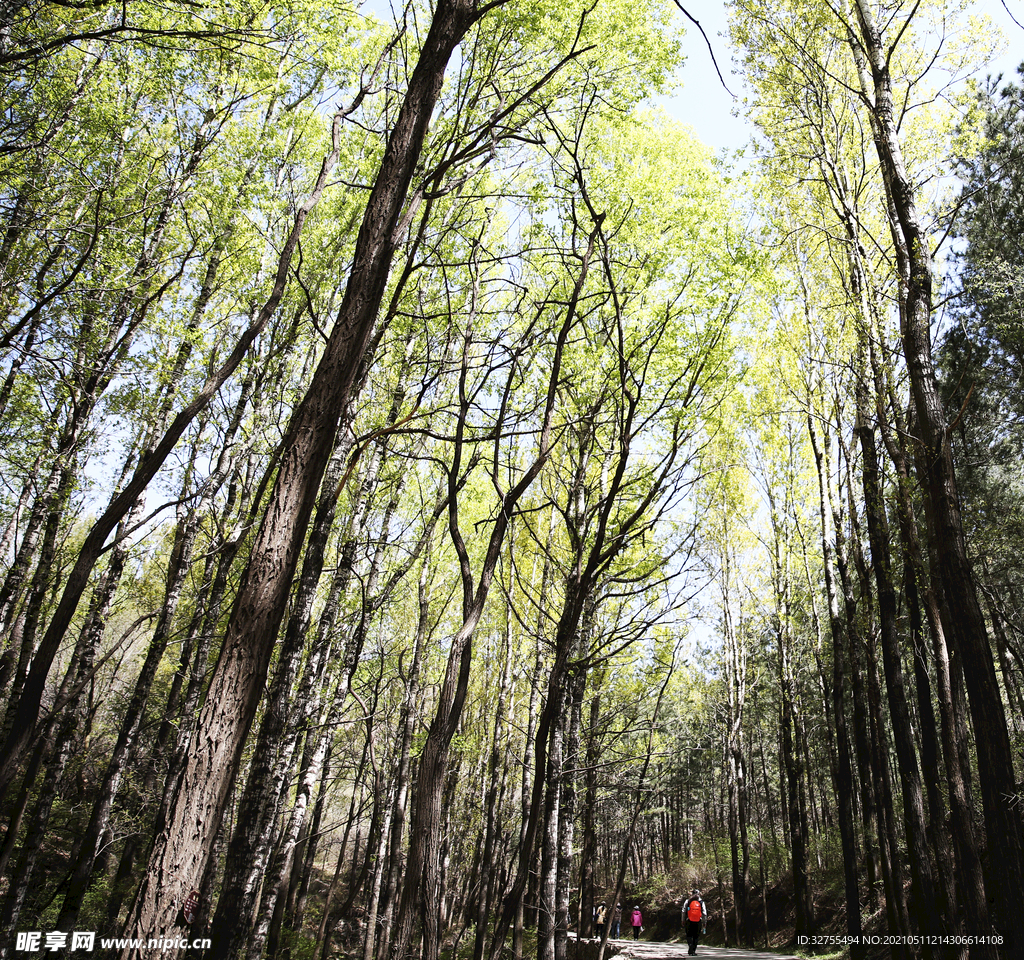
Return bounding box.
[120,2,506,951]
[844,2,1024,939]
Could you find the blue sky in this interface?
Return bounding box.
[664,0,1024,154]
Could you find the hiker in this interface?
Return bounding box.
[630,905,643,940]
[683,888,708,955]
[611,903,622,938]
[595,902,608,939]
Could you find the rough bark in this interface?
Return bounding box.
[851,502,911,942]
[870,332,986,951]
[207,414,356,960]
[855,372,937,949]
[848,1,1024,942]
[119,5,493,953]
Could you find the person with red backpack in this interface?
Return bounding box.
[683,888,707,955]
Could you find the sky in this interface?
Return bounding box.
[359,0,1024,156]
[664,0,1024,154]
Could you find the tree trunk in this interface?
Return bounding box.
[514,637,545,958]
[376,548,433,956]
[537,704,563,960]
[119,6,492,953]
[767,480,813,939]
[208,414,356,960]
[577,667,603,941]
[863,609,912,942]
[392,189,601,960]
[0,445,78,748]
[869,326,988,951]
[779,658,813,938]
[471,608,514,960]
[833,518,882,913]
[286,741,333,947]
[0,730,72,955]
[252,713,335,960]
[849,3,1024,944]
[855,370,937,949]
[807,410,863,950]
[316,739,370,960]
[53,361,245,931]
[555,658,583,960]
[0,596,100,953]
[722,544,751,946]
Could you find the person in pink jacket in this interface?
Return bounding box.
[630,906,643,939]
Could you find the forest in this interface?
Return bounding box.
[0,0,1022,958]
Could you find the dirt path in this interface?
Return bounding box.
[612,941,801,960]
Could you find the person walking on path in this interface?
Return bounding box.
[630,905,643,940]
[683,888,707,955]
[611,903,622,939]
[596,902,608,939]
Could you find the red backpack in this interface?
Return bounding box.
[687,898,702,922]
